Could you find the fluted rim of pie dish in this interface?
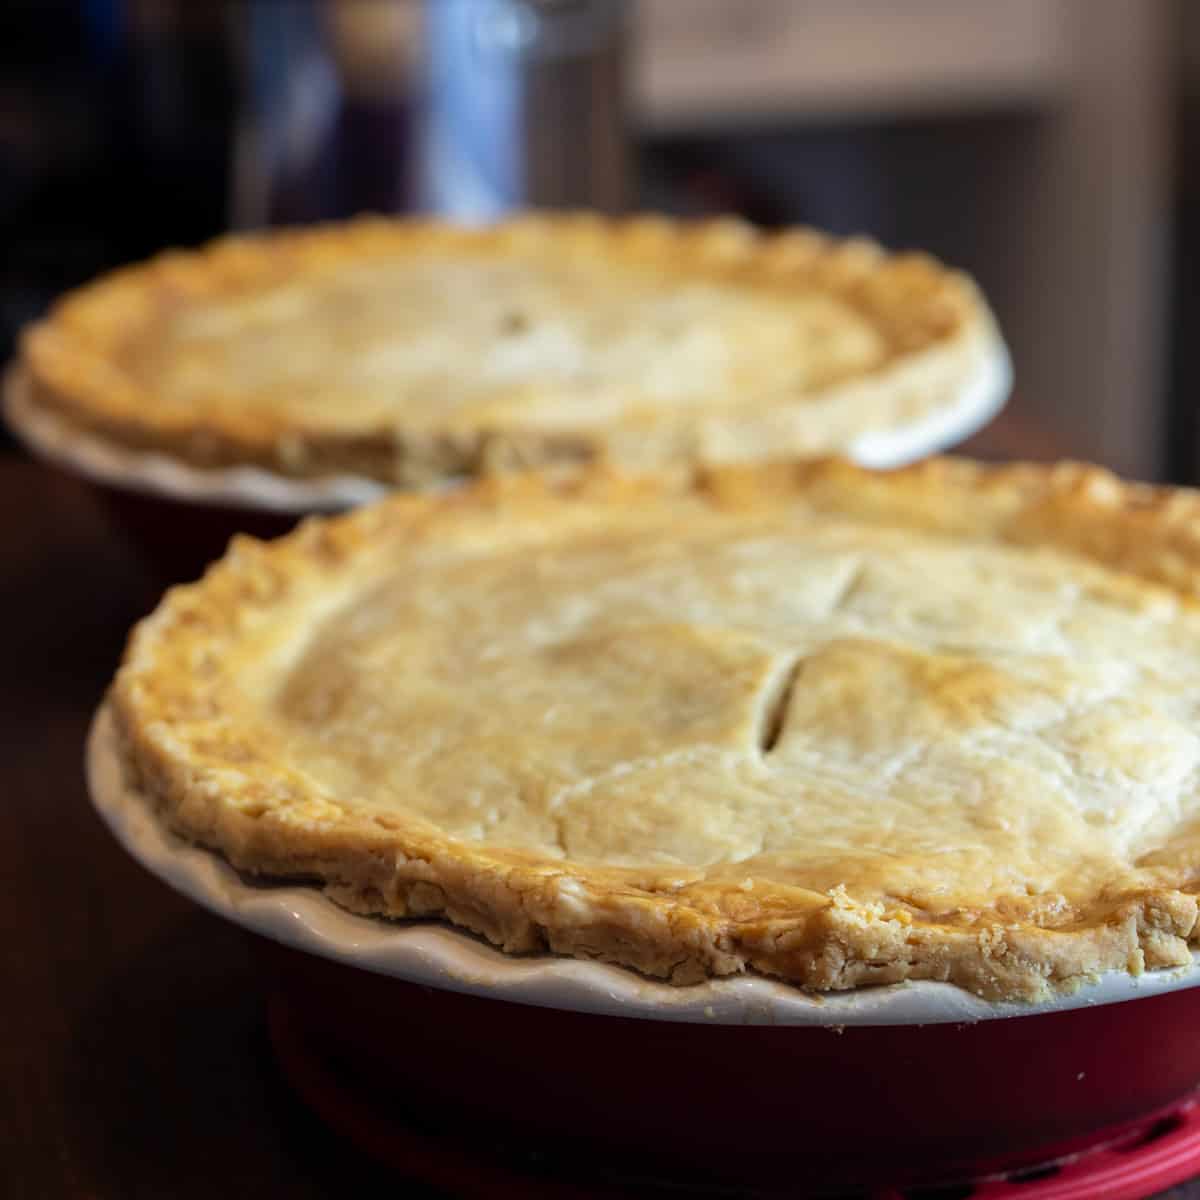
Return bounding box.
[5,345,1009,512]
[87,704,1200,1027]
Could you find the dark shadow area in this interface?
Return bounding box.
[1,464,153,710]
[60,914,430,1200]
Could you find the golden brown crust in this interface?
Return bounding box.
[20,214,1000,485]
[104,457,1200,1000]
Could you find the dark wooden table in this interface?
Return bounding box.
[3,452,1197,1200]
[2,457,443,1200]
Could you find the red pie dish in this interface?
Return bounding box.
[88,704,1200,1194]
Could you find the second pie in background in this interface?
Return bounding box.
[13,213,1009,495]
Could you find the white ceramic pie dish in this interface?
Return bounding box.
[3,369,387,512]
[7,344,1011,512]
[87,704,1200,1029]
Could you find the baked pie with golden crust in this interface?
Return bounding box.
[102,457,1200,1001]
[19,215,1001,486]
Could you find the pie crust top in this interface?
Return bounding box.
[104,458,1200,1000]
[21,214,999,485]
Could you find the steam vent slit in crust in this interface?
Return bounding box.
[18,213,1003,486]
[102,457,1200,1002]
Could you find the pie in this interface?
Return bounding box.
[19,214,1001,486]
[100,457,1200,1001]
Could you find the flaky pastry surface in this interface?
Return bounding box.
[106,459,1200,999]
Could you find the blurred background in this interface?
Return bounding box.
[0,0,1195,481]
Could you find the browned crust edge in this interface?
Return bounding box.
[20,213,999,486]
[105,458,1200,1000]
